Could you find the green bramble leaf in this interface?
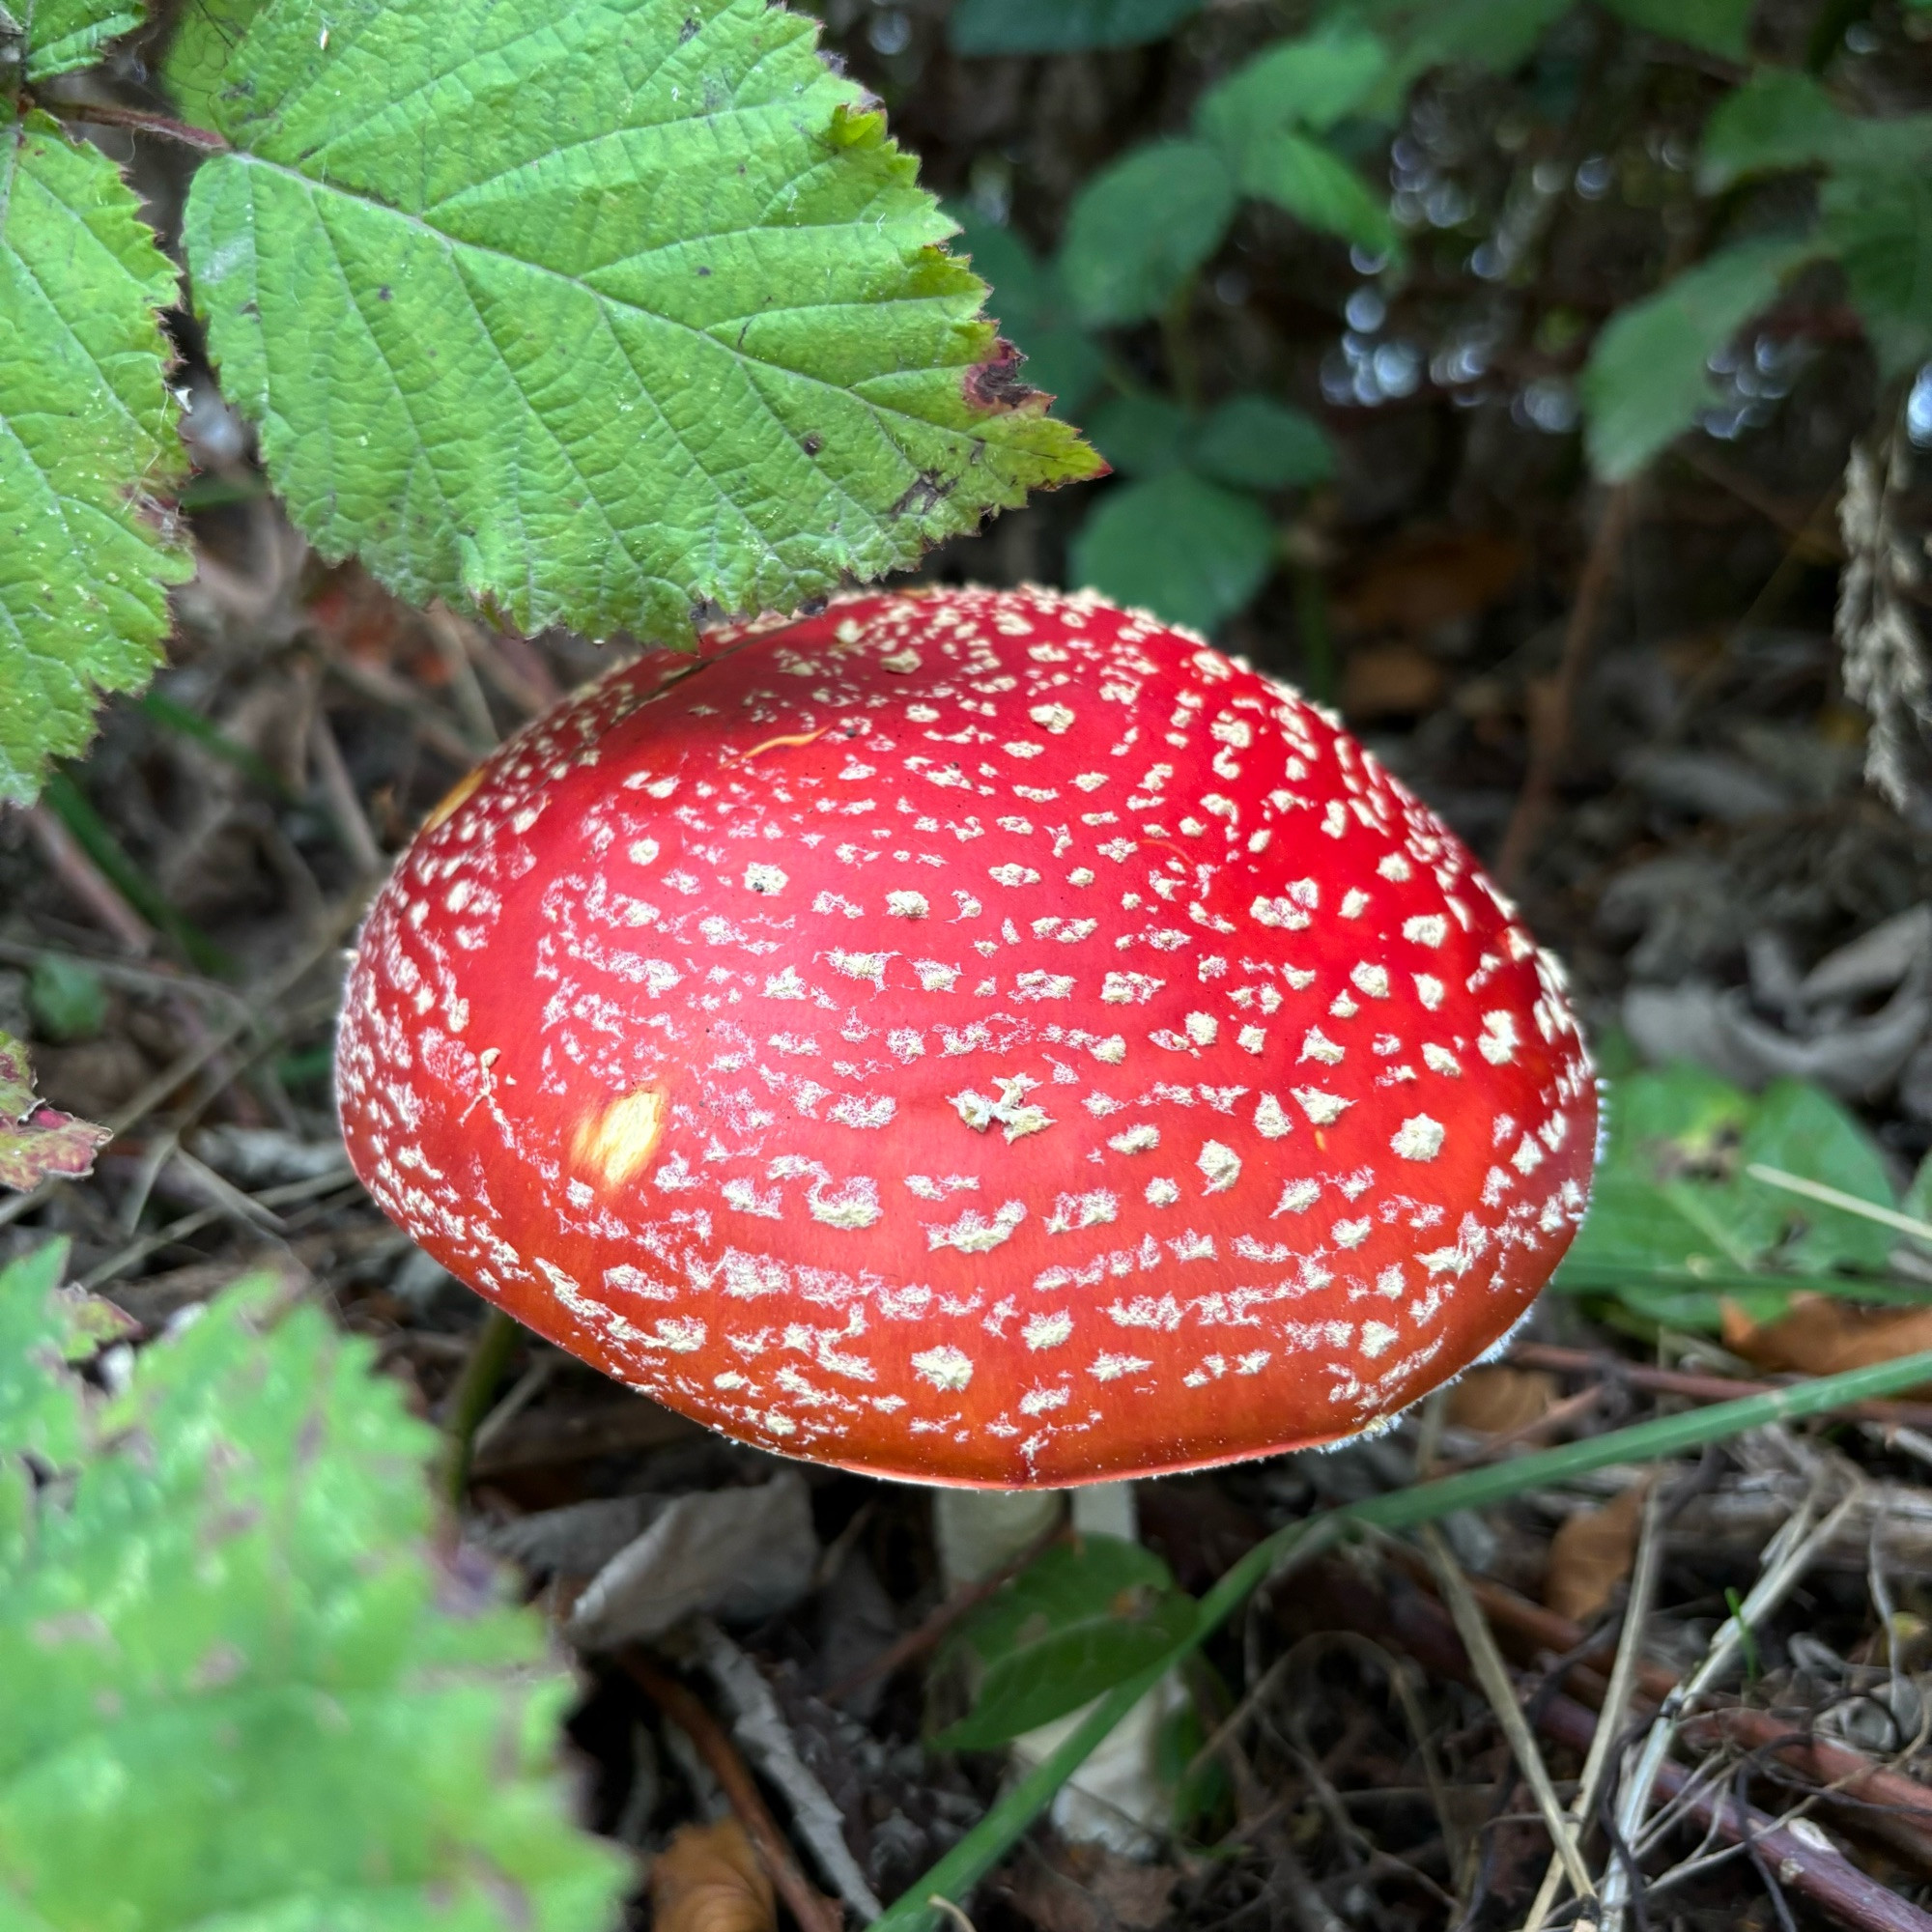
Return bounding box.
[0,110,190,808]
[1071,469,1277,634]
[0,1249,631,1930]
[1601,0,1752,61]
[17,0,146,80]
[182,0,1099,648]
[0,1030,110,1194]
[1698,69,1852,191]
[1354,0,1572,99]
[938,1536,1196,1751]
[1060,139,1237,327]
[1818,122,1932,376]
[948,0,1203,55]
[1228,128,1395,252]
[1086,393,1193,477]
[159,0,265,130]
[1191,394,1333,491]
[949,210,1105,413]
[1194,21,1388,149]
[1578,233,1820,480]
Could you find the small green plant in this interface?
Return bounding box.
[892,1347,1932,1932]
[936,1532,1197,1750]
[952,0,1932,638]
[1553,1064,1932,1330]
[0,0,1099,805]
[0,1240,629,1929]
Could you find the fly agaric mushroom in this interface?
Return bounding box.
[336,585,1595,1489]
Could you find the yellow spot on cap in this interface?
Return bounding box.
[422,765,484,833]
[571,1086,668,1187]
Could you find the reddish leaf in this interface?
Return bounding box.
[0,1031,111,1193]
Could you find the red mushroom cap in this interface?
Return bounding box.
[336,586,1596,1488]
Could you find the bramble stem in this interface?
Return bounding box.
[28,94,231,151]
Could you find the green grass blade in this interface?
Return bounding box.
[877,1347,1932,1932]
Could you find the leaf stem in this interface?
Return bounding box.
[874,1346,1932,1932]
[439,1306,521,1504]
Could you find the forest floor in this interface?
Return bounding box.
[9,7,1932,1925]
[5,445,1932,1932]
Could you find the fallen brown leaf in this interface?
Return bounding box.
[1545,1483,1646,1626]
[1007,1841,1179,1932]
[0,1030,111,1193]
[1331,527,1528,637]
[1447,1366,1558,1436]
[1341,642,1445,721]
[1721,1293,1932,1384]
[650,1820,776,1932]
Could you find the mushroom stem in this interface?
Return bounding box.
[935,1481,1184,1856]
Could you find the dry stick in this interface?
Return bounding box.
[74,1169,358,1293]
[1435,1382,1603,1474]
[1680,1711,1932,1869]
[424,603,502,753]
[696,1620,885,1921]
[623,1652,846,1932]
[1221,1733,1350,1932]
[1530,1688,1932,1932]
[1495,480,1634,890]
[1679,447,1844,564]
[819,1511,1066,1706]
[308,710,387,879]
[1600,1486,1864,1932]
[1395,1541,1932,1872]
[0,903,363,1232]
[877,1358,1932,1932]
[1520,1483,1666,1932]
[1309,1548,1932,1932]
[0,940,249,1015]
[1507,1343,1932,1434]
[24,805,154,952]
[472,624,564,718]
[1422,1525,1598,1908]
[319,646,481,768]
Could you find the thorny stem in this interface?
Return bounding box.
[26,92,231,151]
[873,1348,1932,1932]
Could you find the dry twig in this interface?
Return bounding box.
[623,1652,845,1932]
[1420,1525,1597,1909]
